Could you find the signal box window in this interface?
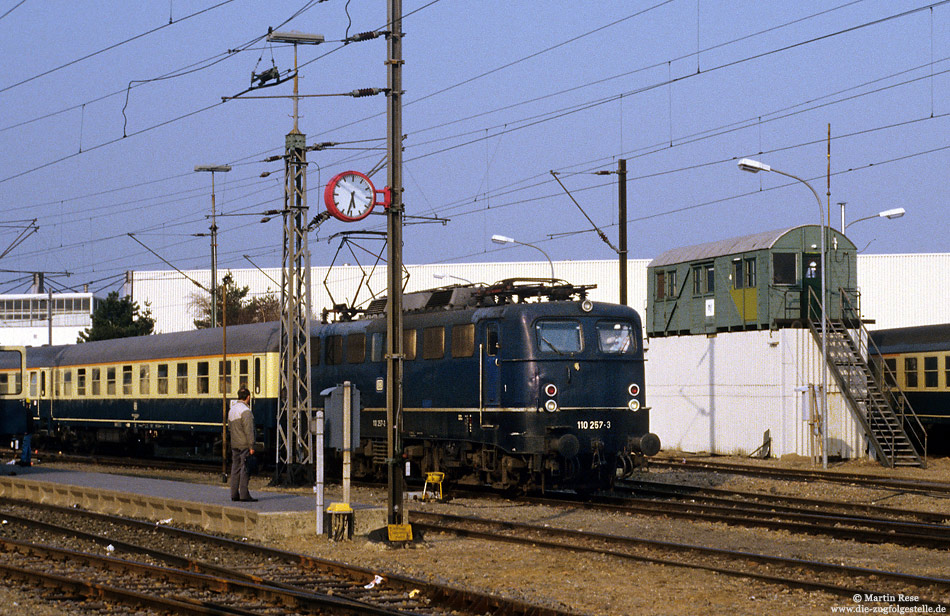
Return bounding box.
[157,364,168,395]
[655,271,666,300]
[536,320,582,354]
[924,356,938,388]
[597,321,636,354]
[451,323,475,358]
[692,264,714,296]
[177,362,188,394]
[904,357,918,388]
[734,257,756,289]
[773,253,797,285]
[346,333,366,364]
[326,336,343,365]
[423,326,445,360]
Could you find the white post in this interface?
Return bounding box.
[343,380,352,507]
[315,405,324,535]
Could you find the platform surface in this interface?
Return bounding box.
[0,461,385,539]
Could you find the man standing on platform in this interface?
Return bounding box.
[228,386,257,502]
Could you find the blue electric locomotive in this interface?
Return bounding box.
[5,279,660,491]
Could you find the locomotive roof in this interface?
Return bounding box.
[26,321,280,368]
[870,323,950,355]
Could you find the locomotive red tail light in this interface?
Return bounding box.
[628,383,640,396]
[544,383,558,397]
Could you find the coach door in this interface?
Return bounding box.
[481,321,501,407]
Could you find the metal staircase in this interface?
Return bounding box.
[806,288,926,468]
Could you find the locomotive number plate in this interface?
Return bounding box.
[576,420,611,430]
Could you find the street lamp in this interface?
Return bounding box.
[738,158,829,469]
[195,164,231,482]
[266,30,325,134]
[844,207,905,230]
[491,234,556,284]
[434,273,473,285]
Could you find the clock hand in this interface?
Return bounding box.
[348,191,356,215]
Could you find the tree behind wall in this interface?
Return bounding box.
[78,292,155,342]
[192,273,280,329]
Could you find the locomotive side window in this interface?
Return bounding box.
[535,320,582,354]
[904,357,918,388]
[326,335,343,365]
[157,364,168,395]
[176,362,188,394]
[77,368,86,396]
[597,321,636,354]
[122,365,132,396]
[346,333,366,364]
[451,323,475,358]
[486,323,499,356]
[197,362,210,394]
[404,329,417,361]
[139,365,150,396]
[369,332,385,362]
[423,326,445,360]
[924,356,938,388]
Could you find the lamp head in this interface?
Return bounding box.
[195,165,231,173]
[266,30,325,45]
[879,207,905,220]
[491,234,514,245]
[737,158,770,174]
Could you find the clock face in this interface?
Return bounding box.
[325,171,376,222]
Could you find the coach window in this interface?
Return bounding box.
[63,370,72,397]
[904,357,918,388]
[486,322,499,357]
[29,372,37,399]
[77,368,86,396]
[176,362,188,394]
[197,362,210,394]
[536,320,582,354]
[451,323,475,358]
[945,356,950,388]
[139,365,150,396]
[326,335,344,365]
[404,329,417,361]
[157,364,168,395]
[239,359,249,392]
[773,253,797,285]
[655,271,666,300]
[122,365,133,396]
[91,368,101,396]
[106,367,116,396]
[40,371,46,397]
[346,333,366,364]
[218,360,231,394]
[423,326,445,360]
[924,356,938,388]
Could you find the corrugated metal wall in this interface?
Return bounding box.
[130,253,947,334]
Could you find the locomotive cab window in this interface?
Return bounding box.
[597,321,636,354]
[486,322,499,356]
[536,320,582,354]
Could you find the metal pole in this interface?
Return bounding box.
[210,173,218,328]
[770,168,827,469]
[221,279,228,482]
[618,158,628,305]
[386,0,407,528]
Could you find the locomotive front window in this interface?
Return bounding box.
[597,321,636,354]
[535,320,582,354]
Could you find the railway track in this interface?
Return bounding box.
[650,457,950,496]
[408,509,950,608]
[0,497,575,616]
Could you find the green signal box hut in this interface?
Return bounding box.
[647,225,858,337]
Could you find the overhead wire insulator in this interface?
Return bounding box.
[349,88,385,98]
[345,30,385,43]
[263,155,282,162]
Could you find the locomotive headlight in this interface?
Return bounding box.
[544,399,558,412]
[628,399,640,411]
[580,299,593,312]
[628,383,640,396]
[544,383,558,397]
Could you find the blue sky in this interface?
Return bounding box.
[0,1,947,295]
